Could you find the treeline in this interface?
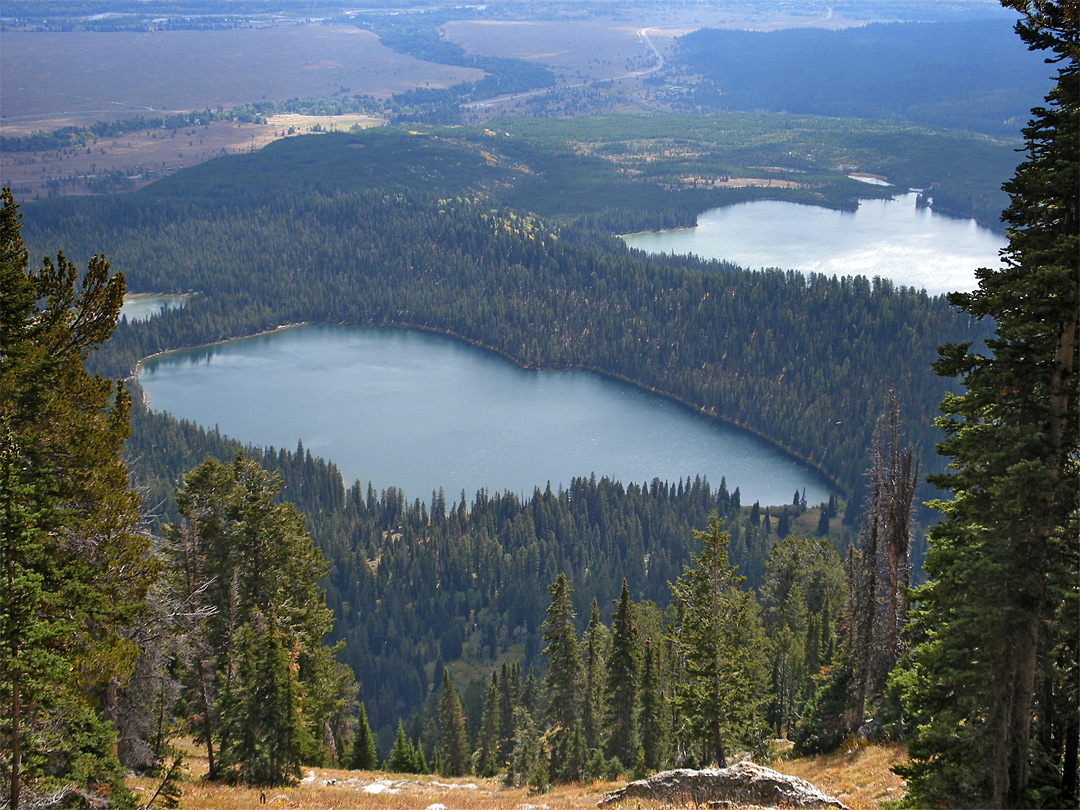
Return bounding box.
[674,20,1055,137]
[126,397,853,749]
[0,111,232,153]
[354,515,861,788]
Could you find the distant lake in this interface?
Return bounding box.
[138,326,835,505]
[121,293,190,322]
[621,192,1005,295]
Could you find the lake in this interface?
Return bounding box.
[621,192,1006,295]
[121,293,190,322]
[138,325,835,506]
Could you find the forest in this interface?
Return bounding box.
[1,2,1077,809]
[673,19,1055,137]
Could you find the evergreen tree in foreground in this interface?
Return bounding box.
[604,580,640,767]
[438,667,470,776]
[639,638,669,771]
[165,453,351,781]
[1,188,154,809]
[218,609,304,786]
[473,673,501,777]
[896,3,1079,806]
[386,720,415,773]
[581,599,606,755]
[542,573,586,782]
[350,704,379,770]
[670,514,767,767]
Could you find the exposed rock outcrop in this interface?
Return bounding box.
[597,762,849,810]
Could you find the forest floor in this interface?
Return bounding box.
[131,739,906,809]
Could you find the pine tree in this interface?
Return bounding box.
[604,580,640,766]
[581,599,606,753]
[670,514,767,767]
[218,610,304,786]
[639,638,668,771]
[386,720,414,772]
[762,535,845,741]
[496,661,519,766]
[438,667,470,776]
[473,673,501,777]
[542,573,585,782]
[165,452,351,781]
[350,704,379,770]
[413,736,429,774]
[897,4,1079,805]
[508,706,547,791]
[1,188,153,809]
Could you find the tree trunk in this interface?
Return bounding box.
[1062,711,1078,803]
[1006,615,1040,808]
[10,662,20,810]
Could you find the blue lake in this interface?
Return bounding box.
[138,325,836,506]
[121,293,190,322]
[622,192,1005,295]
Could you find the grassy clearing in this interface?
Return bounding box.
[771,741,908,810]
[268,114,384,133]
[0,115,387,200]
[134,739,905,809]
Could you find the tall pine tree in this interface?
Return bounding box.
[350,704,379,770]
[604,580,640,767]
[542,573,586,782]
[581,599,606,754]
[437,667,470,776]
[897,3,1079,806]
[1,189,154,809]
[670,514,767,767]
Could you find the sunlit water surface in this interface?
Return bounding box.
[622,192,1005,295]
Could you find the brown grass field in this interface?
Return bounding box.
[0,115,382,200]
[0,25,481,127]
[129,739,905,810]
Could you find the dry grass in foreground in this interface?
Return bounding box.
[770,740,908,810]
[131,739,906,810]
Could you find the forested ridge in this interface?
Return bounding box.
[21,129,990,493]
[674,20,1055,137]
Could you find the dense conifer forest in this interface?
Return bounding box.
[2,2,1076,807]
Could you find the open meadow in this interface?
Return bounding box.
[0,115,382,199]
[129,739,906,810]
[0,25,479,129]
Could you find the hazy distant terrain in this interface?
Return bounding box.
[0,25,479,126]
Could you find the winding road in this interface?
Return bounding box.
[462,26,666,111]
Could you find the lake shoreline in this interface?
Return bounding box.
[132,320,845,498]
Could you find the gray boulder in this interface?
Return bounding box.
[597,762,849,810]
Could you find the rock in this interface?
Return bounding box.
[597,762,849,810]
[856,718,882,740]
